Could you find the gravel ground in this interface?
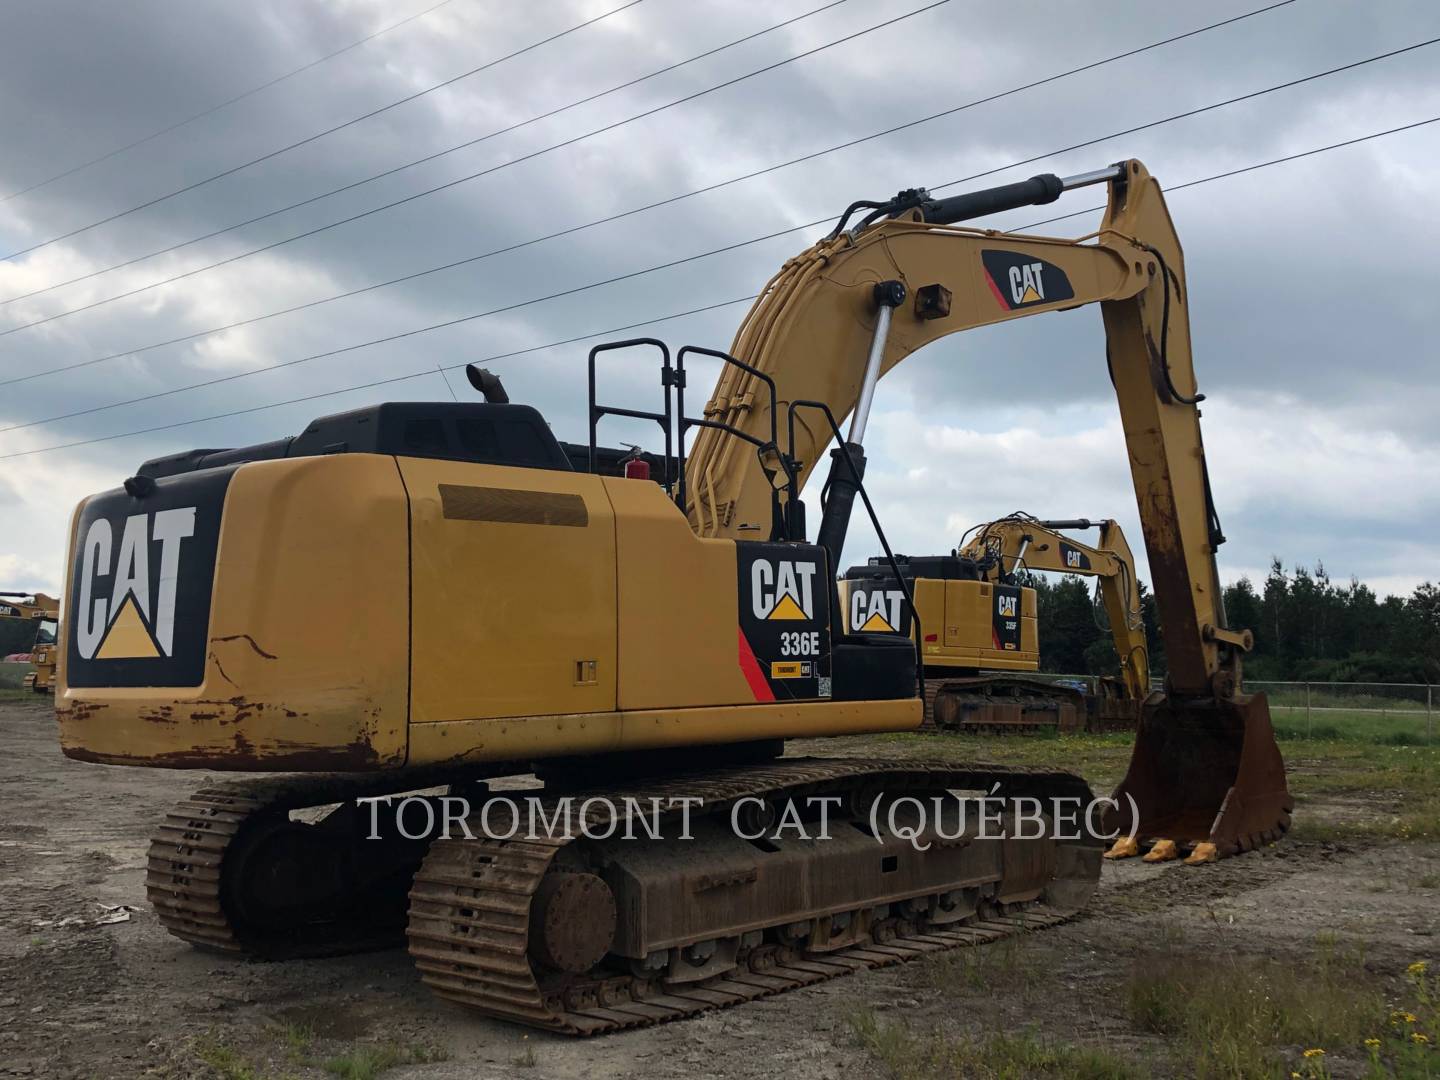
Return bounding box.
[1,697,1435,1079]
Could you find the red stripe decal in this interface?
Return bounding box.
[737,629,776,702]
[983,268,1011,310]
[991,627,1001,649]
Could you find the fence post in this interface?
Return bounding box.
[1429,685,1433,743]
[1305,682,1312,740]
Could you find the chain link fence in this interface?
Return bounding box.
[1017,673,1436,744]
[1246,680,1435,744]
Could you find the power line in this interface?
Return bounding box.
[1015,115,1440,229]
[1,0,1289,386]
[0,0,949,338]
[0,0,645,262]
[2,222,810,432]
[0,296,761,458]
[4,113,1432,464]
[0,0,1291,360]
[0,0,460,204]
[2,32,1428,431]
[0,0,856,309]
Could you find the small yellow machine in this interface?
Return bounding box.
[54,161,1291,1032]
[0,592,59,693]
[23,623,58,694]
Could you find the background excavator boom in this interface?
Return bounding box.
[957,514,1150,703]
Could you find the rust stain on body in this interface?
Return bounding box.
[62,733,387,772]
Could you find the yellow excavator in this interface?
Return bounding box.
[1,591,60,693]
[54,160,1291,1032]
[839,514,1148,732]
[963,514,1150,731]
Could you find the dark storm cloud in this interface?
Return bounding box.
[0,0,1436,593]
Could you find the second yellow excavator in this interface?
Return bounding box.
[840,514,1149,732]
[0,592,60,693]
[52,160,1291,1033]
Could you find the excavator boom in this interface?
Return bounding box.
[686,160,1291,858]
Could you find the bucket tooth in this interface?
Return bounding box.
[1103,691,1292,859]
[1142,839,1178,863]
[1103,836,1140,860]
[1183,842,1219,865]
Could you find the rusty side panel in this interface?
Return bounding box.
[57,454,411,770]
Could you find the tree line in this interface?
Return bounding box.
[1023,560,1440,685]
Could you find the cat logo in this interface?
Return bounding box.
[751,559,818,621]
[1009,262,1046,305]
[980,249,1075,311]
[996,593,1018,619]
[850,588,906,633]
[1059,542,1091,571]
[75,508,195,661]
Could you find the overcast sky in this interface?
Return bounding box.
[1,0,1437,602]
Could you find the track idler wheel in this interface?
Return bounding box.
[1103,691,1292,860]
[529,872,616,974]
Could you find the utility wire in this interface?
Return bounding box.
[0,0,856,309]
[0,0,645,262]
[4,115,1435,463]
[5,113,1432,464]
[0,0,459,203]
[0,0,949,337]
[0,297,761,461]
[1014,115,1440,229]
[0,0,1291,363]
[3,33,1430,433]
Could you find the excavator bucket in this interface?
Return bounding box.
[1103,691,1292,860]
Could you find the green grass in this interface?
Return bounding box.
[1270,704,1437,746]
[321,1044,405,1080]
[272,1020,313,1063]
[1124,939,1396,1079]
[190,1026,444,1080]
[854,728,1440,843]
[1285,741,1440,841]
[1360,963,1439,1080]
[917,932,1037,996]
[1126,954,1440,1080]
[847,1009,1139,1080]
[321,1041,446,1079]
[194,1037,261,1080]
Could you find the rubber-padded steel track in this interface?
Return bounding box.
[408,758,1099,1034]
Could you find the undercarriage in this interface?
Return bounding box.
[147,757,1102,1034]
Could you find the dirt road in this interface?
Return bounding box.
[1,698,1435,1079]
